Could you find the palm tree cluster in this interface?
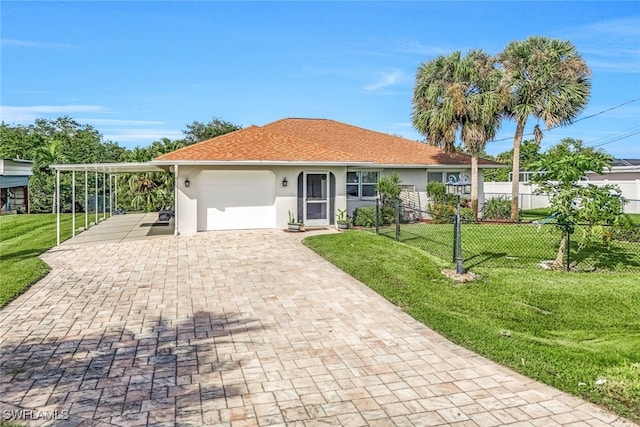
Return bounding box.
[412,36,591,220]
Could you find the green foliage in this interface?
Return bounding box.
[460,206,475,221]
[352,207,377,227]
[336,208,349,224]
[499,36,591,220]
[412,50,503,215]
[0,117,126,212]
[426,181,455,205]
[484,140,543,182]
[529,139,623,265]
[352,206,395,227]
[0,116,241,214]
[376,172,402,202]
[305,231,640,421]
[182,117,242,144]
[482,196,513,220]
[429,203,455,223]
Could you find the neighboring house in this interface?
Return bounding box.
[152,118,502,234]
[585,159,640,181]
[0,159,33,214]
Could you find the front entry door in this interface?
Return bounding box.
[304,172,329,226]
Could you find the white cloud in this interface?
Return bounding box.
[1,38,74,49]
[0,105,105,123]
[570,17,640,73]
[364,69,404,91]
[77,118,166,126]
[102,129,184,144]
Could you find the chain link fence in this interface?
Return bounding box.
[364,199,640,273]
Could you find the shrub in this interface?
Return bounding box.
[461,207,476,221]
[352,207,376,227]
[482,196,512,220]
[426,181,456,205]
[430,203,455,224]
[352,206,396,227]
[377,172,402,202]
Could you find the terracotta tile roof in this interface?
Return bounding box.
[155,118,502,166]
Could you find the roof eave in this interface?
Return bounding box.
[49,162,165,173]
[151,159,374,167]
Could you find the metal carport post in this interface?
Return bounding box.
[51,162,170,246]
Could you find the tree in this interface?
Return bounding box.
[182,117,242,144]
[412,50,503,218]
[483,140,543,182]
[376,172,402,202]
[499,36,591,220]
[530,139,624,267]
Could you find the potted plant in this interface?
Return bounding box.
[336,208,350,230]
[287,210,304,232]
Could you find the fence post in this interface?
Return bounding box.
[375,198,379,234]
[395,199,400,241]
[452,211,458,263]
[566,226,571,272]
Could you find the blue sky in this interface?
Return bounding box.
[1,1,639,158]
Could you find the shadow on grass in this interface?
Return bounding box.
[570,242,640,272]
[463,251,509,269]
[0,248,53,263]
[0,311,265,425]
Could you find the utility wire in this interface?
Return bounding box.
[591,128,640,148]
[489,96,640,143]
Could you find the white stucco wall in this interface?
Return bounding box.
[345,167,481,216]
[174,165,347,235]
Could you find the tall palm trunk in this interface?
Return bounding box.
[471,153,479,219]
[510,118,526,221]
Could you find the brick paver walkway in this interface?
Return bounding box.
[0,230,636,426]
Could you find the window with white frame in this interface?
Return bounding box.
[347,171,379,199]
[427,171,461,183]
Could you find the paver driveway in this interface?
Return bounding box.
[0,230,636,427]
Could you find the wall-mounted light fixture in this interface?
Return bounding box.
[185,178,190,188]
[282,177,288,187]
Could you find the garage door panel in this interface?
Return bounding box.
[197,171,276,231]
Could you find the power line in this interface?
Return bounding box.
[591,127,640,148]
[489,96,640,143]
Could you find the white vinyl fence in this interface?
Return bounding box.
[483,179,640,214]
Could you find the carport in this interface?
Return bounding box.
[49,162,174,245]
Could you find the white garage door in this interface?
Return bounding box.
[197,170,276,231]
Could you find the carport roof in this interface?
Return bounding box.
[49,162,166,173]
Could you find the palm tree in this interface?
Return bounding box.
[499,36,591,221]
[412,50,503,217]
[35,139,62,213]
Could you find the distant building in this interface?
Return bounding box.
[585,159,640,181]
[0,159,34,214]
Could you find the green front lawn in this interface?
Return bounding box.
[378,222,640,272]
[0,213,86,307]
[304,231,640,422]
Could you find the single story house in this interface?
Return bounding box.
[0,159,33,214]
[585,159,640,181]
[152,118,502,234]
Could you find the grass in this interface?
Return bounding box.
[520,208,640,225]
[304,230,640,422]
[377,222,640,272]
[0,213,88,307]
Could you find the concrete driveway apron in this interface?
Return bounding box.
[0,230,636,426]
